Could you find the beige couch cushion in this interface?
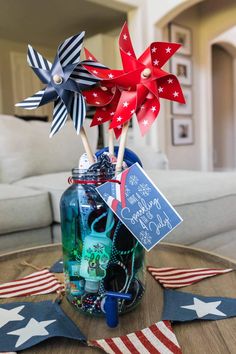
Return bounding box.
[191,229,236,259]
[15,172,68,223]
[15,169,236,246]
[0,115,98,183]
[147,169,236,244]
[0,184,52,234]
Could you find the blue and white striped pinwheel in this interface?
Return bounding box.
[16,32,100,137]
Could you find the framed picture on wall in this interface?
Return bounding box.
[172,87,192,115]
[172,117,194,145]
[169,23,192,56]
[171,55,192,85]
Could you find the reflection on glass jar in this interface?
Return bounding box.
[60,166,145,316]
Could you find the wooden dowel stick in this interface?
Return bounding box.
[80,126,94,165]
[115,121,129,174]
[106,121,129,231]
[108,129,114,156]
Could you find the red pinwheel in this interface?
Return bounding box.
[82,47,142,138]
[82,22,185,136]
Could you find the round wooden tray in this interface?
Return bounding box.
[0,243,236,353]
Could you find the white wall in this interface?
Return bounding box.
[0,38,54,115]
[164,6,201,170]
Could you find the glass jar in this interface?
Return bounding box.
[60,166,145,316]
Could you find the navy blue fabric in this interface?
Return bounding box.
[162,289,236,322]
[50,260,63,273]
[0,301,86,351]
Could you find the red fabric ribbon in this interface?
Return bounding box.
[68,177,121,185]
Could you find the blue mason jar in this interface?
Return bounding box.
[60,166,145,316]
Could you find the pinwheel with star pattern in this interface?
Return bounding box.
[15,32,107,163]
[82,47,143,141]
[82,22,185,139]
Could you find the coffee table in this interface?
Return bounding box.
[0,243,236,353]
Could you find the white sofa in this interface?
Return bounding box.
[0,115,98,252]
[1,115,236,259]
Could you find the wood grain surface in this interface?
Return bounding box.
[0,243,236,354]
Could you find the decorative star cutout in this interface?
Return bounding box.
[151,106,157,112]
[0,306,25,328]
[123,101,129,107]
[7,318,56,348]
[168,78,173,84]
[181,297,226,318]
[117,116,122,122]
[173,91,179,97]
[152,47,157,53]
[153,59,159,66]
[158,87,163,93]
[143,120,149,126]
[123,34,128,40]
[166,47,171,53]
[93,93,98,97]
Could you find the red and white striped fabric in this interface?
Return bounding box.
[90,320,182,354]
[0,269,64,298]
[147,266,233,289]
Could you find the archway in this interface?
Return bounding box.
[212,44,235,170]
[153,0,236,171]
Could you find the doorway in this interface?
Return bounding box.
[212,44,235,171]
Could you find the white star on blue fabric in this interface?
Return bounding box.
[7,317,56,348]
[0,306,25,328]
[181,297,227,318]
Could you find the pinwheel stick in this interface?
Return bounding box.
[108,130,115,156]
[80,126,95,165]
[115,121,129,173]
[106,122,129,226]
[105,121,129,232]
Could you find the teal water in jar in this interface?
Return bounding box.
[60,164,145,316]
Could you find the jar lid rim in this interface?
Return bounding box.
[72,167,115,178]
